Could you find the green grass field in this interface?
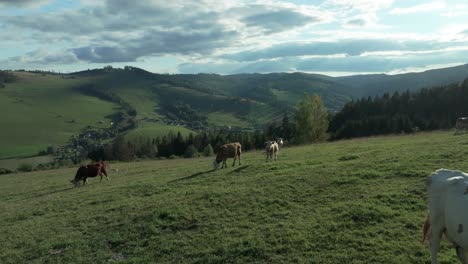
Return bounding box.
[0,72,116,158]
[0,155,54,171]
[1,131,466,263]
[206,112,250,128]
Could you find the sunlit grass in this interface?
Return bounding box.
[1,131,465,263]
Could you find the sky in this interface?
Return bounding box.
[0,0,468,76]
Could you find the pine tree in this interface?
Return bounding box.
[202,144,214,157]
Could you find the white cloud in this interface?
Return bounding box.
[390,1,446,14]
[324,0,393,12]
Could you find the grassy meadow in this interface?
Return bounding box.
[2,131,468,263]
[0,72,116,158]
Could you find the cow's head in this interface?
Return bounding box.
[70,179,80,187]
[276,138,284,147]
[265,141,275,149]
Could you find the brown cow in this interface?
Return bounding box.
[213,142,242,170]
[70,161,109,187]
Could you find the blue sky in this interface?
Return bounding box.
[0,0,467,76]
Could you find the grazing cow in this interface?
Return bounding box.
[71,161,109,187]
[213,142,241,170]
[456,117,468,133]
[422,169,468,264]
[265,141,279,162]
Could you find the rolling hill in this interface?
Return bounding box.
[336,64,468,98]
[1,131,465,263]
[2,64,468,159]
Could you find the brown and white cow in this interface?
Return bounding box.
[265,140,279,162]
[71,161,109,187]
[213,142,242,170]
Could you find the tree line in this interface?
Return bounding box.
[328,79,468,139]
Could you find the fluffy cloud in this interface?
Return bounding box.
[2,1,239,63]
[6,49,79,65]
[241,9,321,34]
[179,48,468,75]
[220,39,458,62]
[3,0,321,64]
[390,1,446,14]
[324,0,393,13]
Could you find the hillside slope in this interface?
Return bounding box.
[336,63,468,97]
[0,72,117,158]
[1,131,466,263]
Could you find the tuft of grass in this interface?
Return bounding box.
[338,154,359,161]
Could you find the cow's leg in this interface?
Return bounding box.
[232,156,236,167]
[238,154,241,166]
[430,227,444,264]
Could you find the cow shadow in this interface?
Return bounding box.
[228,165,250,174]
[169,169,215,183]
[15,187,75,202]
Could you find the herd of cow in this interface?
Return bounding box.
[69,127,468,263]
[211,138,284,170]
[71,138,285,186]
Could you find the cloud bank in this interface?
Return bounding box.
[0,0,467,75]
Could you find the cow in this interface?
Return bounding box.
[456,117,468,133]
[422,169,468,264]
[213,142,241,170]
[70,161,109,187]
[265,140,279,162]
[276,138,284,148]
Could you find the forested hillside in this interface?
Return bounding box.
[329,79,468,139]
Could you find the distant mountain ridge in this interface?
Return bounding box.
[334,64,468,98]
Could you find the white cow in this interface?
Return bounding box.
[265,141,279,162]
[423,169,468,264]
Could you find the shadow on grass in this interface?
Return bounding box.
[17,187,75,202]
[169,169,216,183]
[228,165,250,174]
[169,165,250,183]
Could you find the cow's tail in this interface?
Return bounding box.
[422,213,430,245]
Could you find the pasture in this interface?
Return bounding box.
[0,155,54,171]
[0,72,116,158]
[1,131,467,263]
